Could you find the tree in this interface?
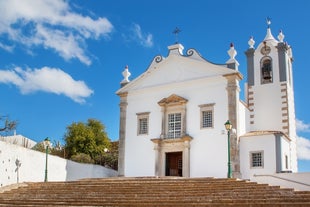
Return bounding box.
[32,142,46,152]
[64,119,111,162]
[0,115,17,134]
[32,140,65,158]
[71,153,94,164]
[94,141,118,170]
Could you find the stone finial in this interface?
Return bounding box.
[248,36,255,48]
[226,43,239,70]
[227,43,237,60]
[278,30,285,42]
[121,65,131,86]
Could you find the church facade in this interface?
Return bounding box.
[116,23,297,179]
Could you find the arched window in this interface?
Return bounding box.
[261,57,273,84]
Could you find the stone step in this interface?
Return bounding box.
[1,198,310,206]
[0,177,309,206]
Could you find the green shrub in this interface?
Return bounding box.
[70,153,94,164]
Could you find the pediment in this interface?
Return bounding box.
[116,47,240,94]
[158,94,188,106]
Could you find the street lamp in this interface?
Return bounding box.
[224,120,233,178]
[43,137,51,182]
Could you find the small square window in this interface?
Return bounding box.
[137,112,150,135]
[139,118,148,135]
[199,103,215,129]
[202,110,213,128]
[251,151,264,168]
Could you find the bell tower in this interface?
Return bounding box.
[245,19,297,171]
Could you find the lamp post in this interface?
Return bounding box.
[224,120,233,178]
[43,137,50,182]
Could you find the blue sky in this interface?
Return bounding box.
[0,0,309,172]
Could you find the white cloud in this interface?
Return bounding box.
[0,67,93,103]
[297,136,310,160]
[130,23,153,48]
[0,0,113,65]
[35,24,91,65]
[0,42,14,52]
[296,119,310,160]
[296,119,310,132]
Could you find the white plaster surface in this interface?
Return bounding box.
[251,172,310,191]
[0,135,36,148]
[0,140,117,187]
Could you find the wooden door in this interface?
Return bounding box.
[165,152,182,176]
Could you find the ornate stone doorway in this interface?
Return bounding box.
[152,136,192,177]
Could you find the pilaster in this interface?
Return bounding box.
[245,48,255,86]
[118,92,128,176]
[277,42,288,82]
[224,73,242,178]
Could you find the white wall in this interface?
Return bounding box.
[250,83,283,131]
[280,137,291,171]
[240,134,277,179]
[238,101,249,136]
[124,75,230,178]
[252,172,310,191]
[0,135,37,148]
[0,140,117,187]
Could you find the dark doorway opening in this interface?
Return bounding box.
[165,152,182,176]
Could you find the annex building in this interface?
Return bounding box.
[116,22,297,180]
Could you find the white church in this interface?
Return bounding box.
[116,21,297,180]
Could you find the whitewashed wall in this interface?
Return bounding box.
[124,75,230,178]
[0,135,37,148]
[0,140,117,187]
[238,101,250,136]
[252,172,310,191]
[280,137,291,171]
[240,134,277,179]
[250,84,283,131]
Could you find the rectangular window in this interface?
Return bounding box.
[199,103,215,129]
[202,110,213,128]
[167,113,182,138]
[251,151,264,168]
[139,118,148,135]
[137,112,150,135]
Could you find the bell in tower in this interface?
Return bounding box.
[261,58,272,83]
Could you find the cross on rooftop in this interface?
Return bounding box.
[173,27,181,44]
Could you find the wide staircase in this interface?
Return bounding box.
[0,177,310,206]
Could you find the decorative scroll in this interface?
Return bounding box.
[186,49,194,57]
[154,55,163,63]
